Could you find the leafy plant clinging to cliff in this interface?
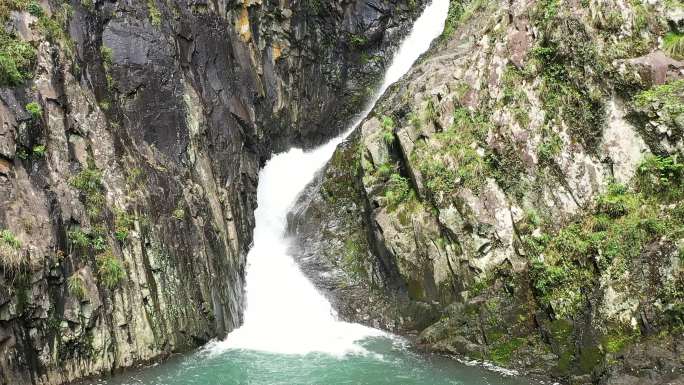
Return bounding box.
[70,165,105,219]
[0,229,23,272]
[67,274,87,300]
[96,253,126,290]
[0,29,36,86]
[664,31,684,60]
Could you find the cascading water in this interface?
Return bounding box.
[102,2,536,383]
[210,0,451,357]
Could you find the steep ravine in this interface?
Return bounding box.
[289,1,684,384]
[0,1,426,384]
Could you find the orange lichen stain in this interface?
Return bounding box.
[272,44,282,61]
[236,7,251,42]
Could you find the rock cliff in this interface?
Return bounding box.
[289,1,684,384]
[0,0,424,384]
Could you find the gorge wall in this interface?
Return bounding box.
[0,0,425,384]
[289,1,684,384]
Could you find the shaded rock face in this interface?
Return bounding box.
[0,1,425,384]
[290,1,684,384]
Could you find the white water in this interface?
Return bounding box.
[208,0,450,356]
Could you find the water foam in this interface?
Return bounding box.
[208,0,450,357]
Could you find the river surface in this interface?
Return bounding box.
[101,1,535,384]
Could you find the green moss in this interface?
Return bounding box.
[342,235,368,281]
[489,337,526,365]
[602,331,637,354]
[578,346,602,374]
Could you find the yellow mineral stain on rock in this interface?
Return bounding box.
[272,44,282,61]
[236,7,251,42]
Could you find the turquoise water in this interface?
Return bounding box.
[100,337,533,385]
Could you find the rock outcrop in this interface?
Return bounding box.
[289,1,684,384]
[0,0,425,384]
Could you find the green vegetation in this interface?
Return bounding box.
[26,1,42,17]
[80,0,93,10]
[380,115,395,144]
[664,31,684,60]
[0,29,36,86]
[0,229,22,271]
[67,274,87,300]
[70,165,105,219]
[634,79,684,117]
[32,144,46,157]
[531,16,606,152]
[414,108,490,197]
[68,227,107,252]
[100,45,113,67]
[526,155,684,320]
[25,102,41,119]
[384,173,412,210]
[442,0,486,39]
[172,206,185,221]
[342,235,368,281]
[147,0,161,27]
[488,337,526,365]
[96,253,125,289]
[114,210,135,241]
[348,34,368,48]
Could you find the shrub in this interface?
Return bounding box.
[636,155,683,201]
[380,115,395,144]
[26,1,43,17]
[67,274,87,300]
[96,253,125,289]
[384,173,412,209]
[32,144,46,157]
[664,31,684,60]
[114,211,135,241]
[633,79,684,116]
[25,102,41,119]
[68,227,107,252]
[0,30,36,86]
[68,229,90,248]
[147,0,161,27]
[70,165,105,219]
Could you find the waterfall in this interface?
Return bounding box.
[209,0,450,356]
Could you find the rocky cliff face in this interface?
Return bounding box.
[289,1,684,384]
[0,0,425,384]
